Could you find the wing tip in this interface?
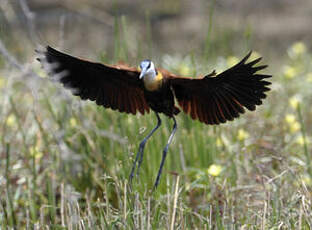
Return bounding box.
[35,44,50,55]
[253,65,268,72]
[241,51,252,64]
[35,45,70,83]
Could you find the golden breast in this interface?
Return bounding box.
[143,71,163,91]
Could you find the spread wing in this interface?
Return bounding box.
[36,46,150,115]
[169,52,272,125]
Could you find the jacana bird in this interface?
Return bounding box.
[36,46,272,189]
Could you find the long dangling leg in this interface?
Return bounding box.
[136,113,162,177]
[153,116,177,190]
[129,112,162,184]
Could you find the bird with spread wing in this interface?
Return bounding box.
[36,46,272,189]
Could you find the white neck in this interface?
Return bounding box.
[144,69,157,82]
[142,62,157,82]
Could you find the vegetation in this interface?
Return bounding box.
[1,1,312,229]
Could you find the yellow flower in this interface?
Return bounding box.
[285,114,300,133]
[290,42,306,57]
[289,121,301,133]
[216,137,223,147]
[306,73,312,82]
[237,129,249,141]
[69,117,77,127]
[296,135,309,146]
[6,114,16,127]
[178,64,191,76]
[283,65,297,79]
[285,114,296,124]
[302,175,312,186]
[207,164,222,177]
[29,146,43,159]
[289,96,301,109]
[227,56,239,67]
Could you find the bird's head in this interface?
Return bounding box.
[139,59,156,79]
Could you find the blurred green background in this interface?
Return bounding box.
[1,0,312,229]
[3,0,312,62]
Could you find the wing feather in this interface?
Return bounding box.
[214,92,229,121]
[128,92,136,115]
[123,91,131,114]
[170,52,272,125]
[36,46,149,115]
[197,102,204,123]
[190,97,197,120]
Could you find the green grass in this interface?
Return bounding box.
[1,42,312,229]
[1,6,312,227]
